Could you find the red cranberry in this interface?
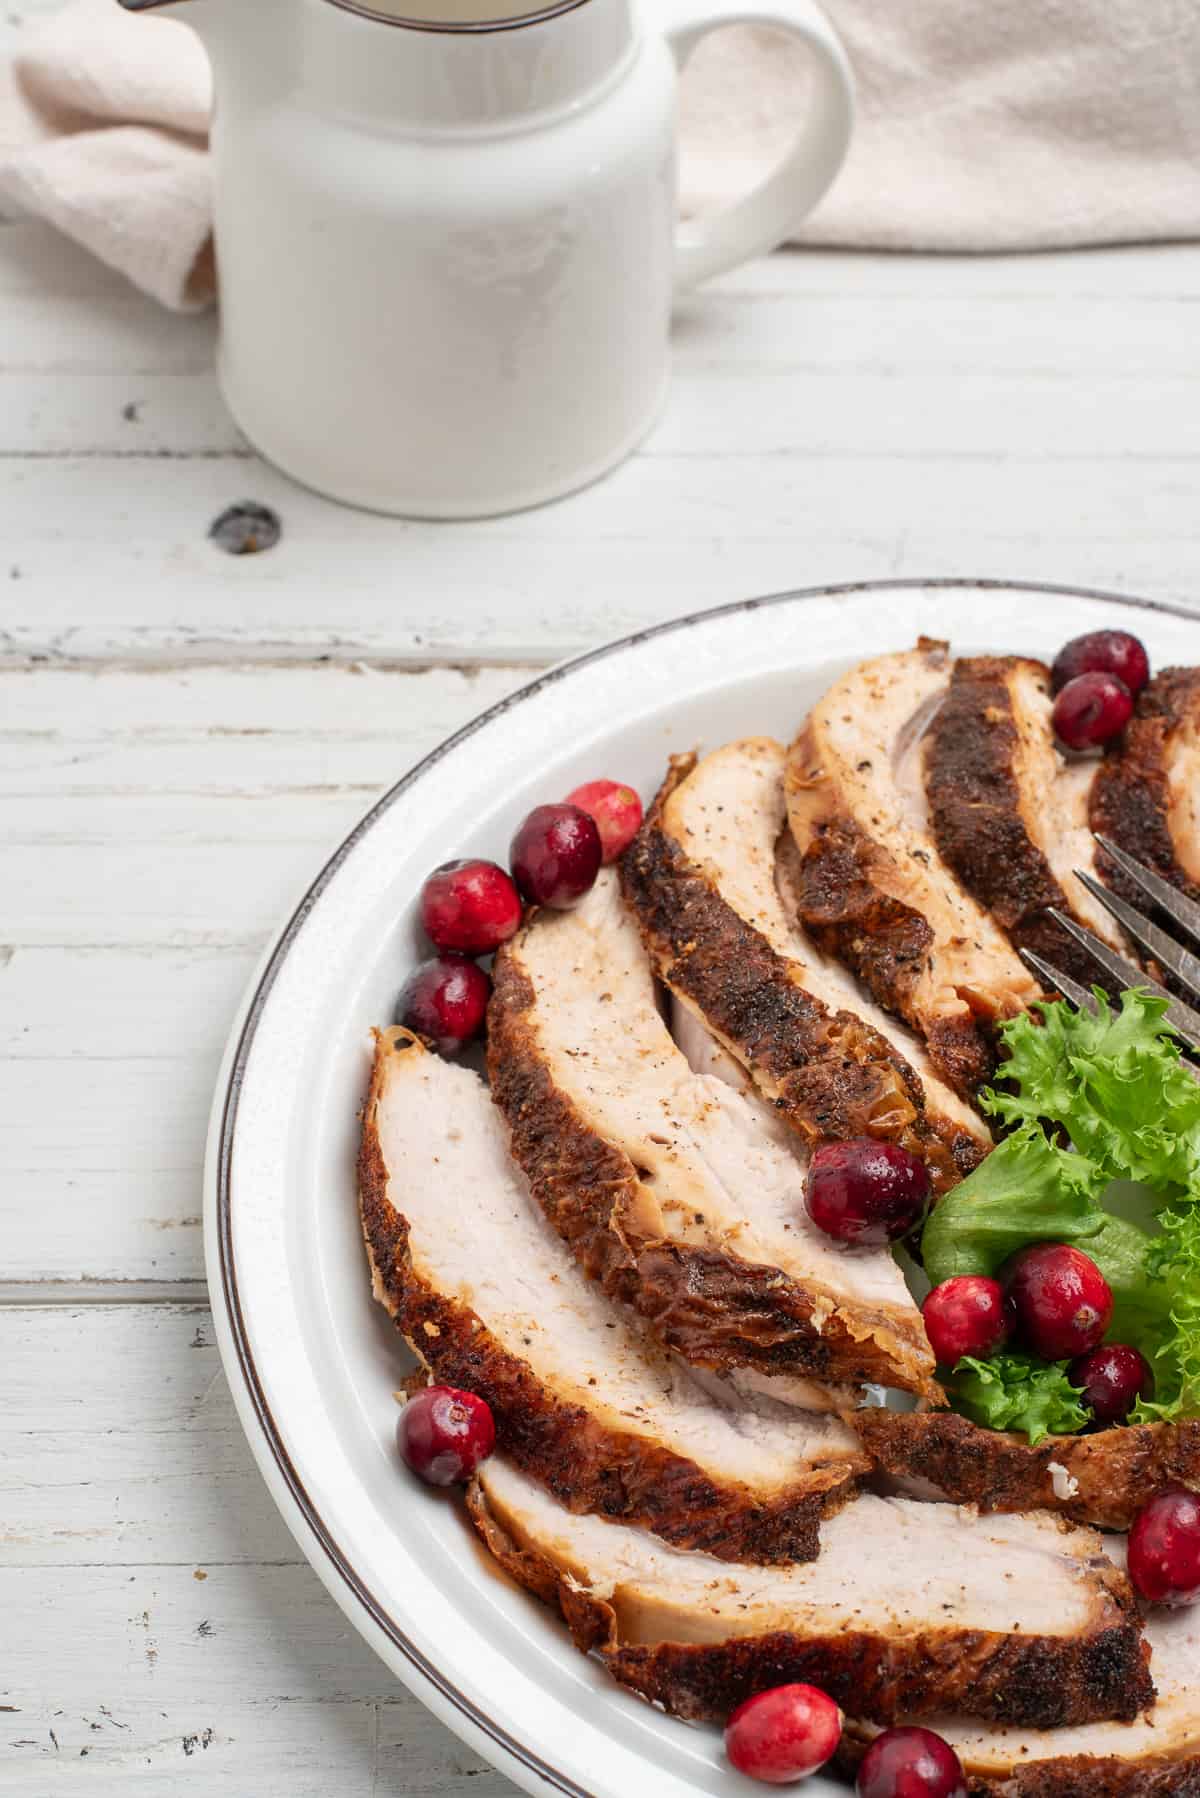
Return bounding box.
[1069,1342,1154,1426]
[397,1386,495,1487]
[397,954,490,1056]
[420,858,522,957]
[1129,1487,1200,1606]
[510,803,602,909]
[922,1276,1012,1367]
[725,1684,843,1785]
[805,1140,931,1246]
[856,1727,967,1798]
[1002,1243,1113,1360]
[1051,671,1133,751]
[566,779,644,864]
[1051,629,1150,697]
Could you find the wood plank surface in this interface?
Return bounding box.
[0,1303,521,1794]
[2,224,1200,667]
[0,663,532,1288]
[3,39,1200,1788]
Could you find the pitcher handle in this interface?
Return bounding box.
[664,0,854,293]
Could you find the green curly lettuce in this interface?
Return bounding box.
[1134,1207,1200,1423]
[920,989,1200,1433]
[948,1351,1089,1446]
[986,988,1200,1192]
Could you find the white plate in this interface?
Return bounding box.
[204,579,1199,1798]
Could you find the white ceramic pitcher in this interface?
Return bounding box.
[122,0,854,518]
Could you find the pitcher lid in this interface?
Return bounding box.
[323,0,589,28]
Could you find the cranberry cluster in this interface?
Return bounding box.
[921,1245,1153,1420]
[396,779,643,1056]
[725,1684,967,1794]
[1049,627,1149,750]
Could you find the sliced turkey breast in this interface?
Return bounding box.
[854,1404,1200,1532]
[469,1458,1153,1731]
[785,641,1044,1098]
[927,656,1135,983]
[842,1543,1199,1795]
[488,872,938,1396]
[670,989,754,1093]
[359,1030,865,1563]
[669,1002,869,1415]
[1092,665,1200,908]
[621,739,990,1193]
[721,1364,859,1417]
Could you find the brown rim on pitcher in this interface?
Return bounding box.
[321,0,591,31]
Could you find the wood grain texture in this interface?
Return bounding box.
[0,663,532,1287]
[0,1305,521,1795]
[1,224,1200,668]
[4,90,1200,1793]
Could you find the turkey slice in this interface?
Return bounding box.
[359,1030,865,1564]
[843,1541,1199,1795]
[786,641,1043,1098]
[926,655,1135,983]
[488,873,938,1396]
[621,738,991,1192]
[855,1402,1200,1532]
[1092,664,1200,907]
[469,1457,1152,1732]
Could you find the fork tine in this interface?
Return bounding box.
[1074,867,1200,1003]
[1094,834,1200,951]
[1018,947,1100,1015]
[1046,907,1200,1052]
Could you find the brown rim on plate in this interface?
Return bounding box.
[215,577,1195,1798]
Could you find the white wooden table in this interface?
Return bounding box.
[4,197,1200,1793]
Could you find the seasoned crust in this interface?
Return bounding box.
[927,656,1103,985]
[601,1620,1148,1735]
[358,1031,856,1565]
[854,1406,1200,1532]
[466,1478,1154,1732]
[835,1733,1200,1797]
[970,1765,1200,1798]
[786,719,996,1098]
[1091,666,1200,908]
[620,753,980,1197]
[973,1759,1200,1798]
[487,948,938,1396]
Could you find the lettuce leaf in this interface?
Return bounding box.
[948,1351,1089,1446]
[921,1122,1106,1286]
[922,990,1200,1433]
[1133,1206,1200,1423]
[1083,1212,1169,1344]
[986,990,1200,1192]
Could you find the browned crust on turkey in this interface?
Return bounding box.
[854,1407,1200,1532]
[786,719,996,1098]
[927,656,1104,985]
[968,1763,1200,1797]
[620,755,983,1195]
[466,1481,1154,1732]
[970,1760,1200,1798]
[487,952,939,1396]
[1091,666,1200,908]
[835,1733,1200,1797]
[358,1035,858,1565]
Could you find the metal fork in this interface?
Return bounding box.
[1018,834,1200,1053]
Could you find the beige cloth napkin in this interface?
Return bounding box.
[0,0,213,309]
[2,0,1200,312]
